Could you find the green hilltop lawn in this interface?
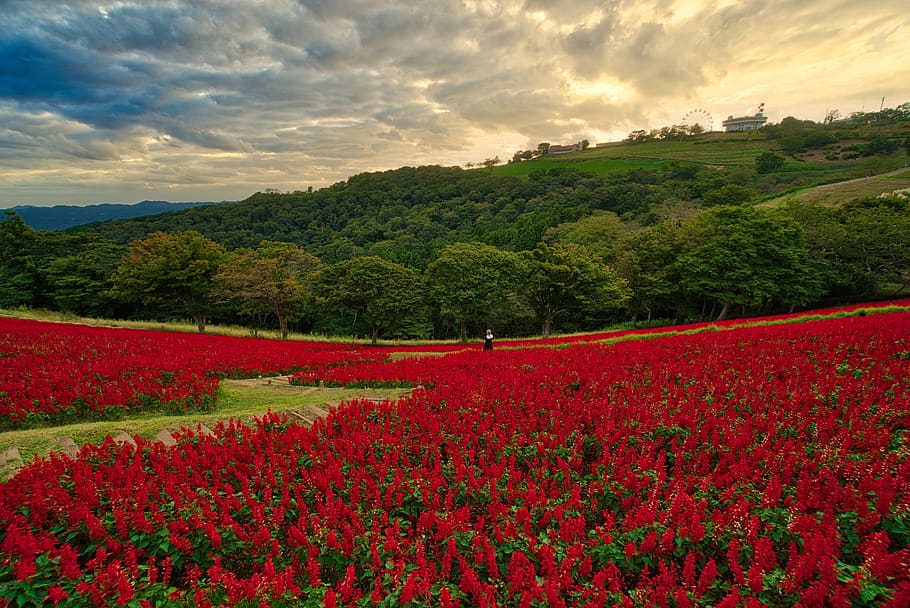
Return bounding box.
[488,127,910,207]
[490,132,779,178]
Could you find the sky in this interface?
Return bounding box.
[1,0,908,207]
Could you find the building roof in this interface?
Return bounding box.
[721,113,768,126]
[548,144,578,153]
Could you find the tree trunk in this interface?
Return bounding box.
[371,326,379,345]
[278,314,289,340]
[192,312,207,333]
[459,320,468,343]
[716,301,731,321]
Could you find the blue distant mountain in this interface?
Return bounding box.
[6,200,232,231]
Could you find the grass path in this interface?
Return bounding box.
[759,167,910,207]
[0,379,410,479]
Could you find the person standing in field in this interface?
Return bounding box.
[483,329,494,351]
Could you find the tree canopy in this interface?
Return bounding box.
[311,256,427,344]
[676,206,820,320]
[109,231,226,332]
[522,243,628,336]
[425,242,527,341]
[214,241,320,339]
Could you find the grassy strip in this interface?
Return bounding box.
[0,308,461,347]
[0,382,409,477]
[547,304,910,350]
[607,304,910,340]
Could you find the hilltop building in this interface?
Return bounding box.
[722,103,768,132]
[547,143,579,154]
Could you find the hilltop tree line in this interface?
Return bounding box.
[2,180,907,341]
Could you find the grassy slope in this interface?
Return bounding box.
[491,133,779,178]
[490,130,910,207]
[759,167,910,207]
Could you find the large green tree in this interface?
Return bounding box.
[676,206,820,320]
[311,256,426,344]
[44,236,126,317]
[109,231,226,332]
[755,151,785,174]
[521,244,628,336]
[788,197,910,297]
[834,197,910,295]
[425,242,527,341]
[544,211,625,264]
[615,221,687,323]
[785,202,854,295]
[0,211,43,308]
[213,241,320,339]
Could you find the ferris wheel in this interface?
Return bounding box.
[682,108,714,133]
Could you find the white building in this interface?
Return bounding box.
[722,103,768,132]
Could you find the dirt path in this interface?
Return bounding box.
[220,375,317,391]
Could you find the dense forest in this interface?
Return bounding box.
[2,110,909,341]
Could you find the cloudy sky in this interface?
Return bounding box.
[1,0,908,207]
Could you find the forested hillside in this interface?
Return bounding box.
[71,164,716,268]
[2,109,909,341]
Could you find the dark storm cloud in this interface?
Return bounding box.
[0,37,139,106]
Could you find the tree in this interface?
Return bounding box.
[625,130,651,144]
[482,156,501,172]
[0,211,42,308]
[784,202,852,295]
[703,183,755,207]
[510,150,534,163]
[425,242,526,341]
[787,198,910,298]
[615,221,687,323]
[521,243,628,336]
[545,211,626,265]
[311,256,426,344]
[676,206,820,320]
[834,197,910,296]
[536,142,551,156]
[824,109,840,124]
[44,236,126,317]
[213,241,320,339]
[755,151,785,174]
[109,231,226,332]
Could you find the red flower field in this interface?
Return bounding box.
[1,306,909,606]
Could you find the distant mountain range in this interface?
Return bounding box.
[7,200,232,231]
